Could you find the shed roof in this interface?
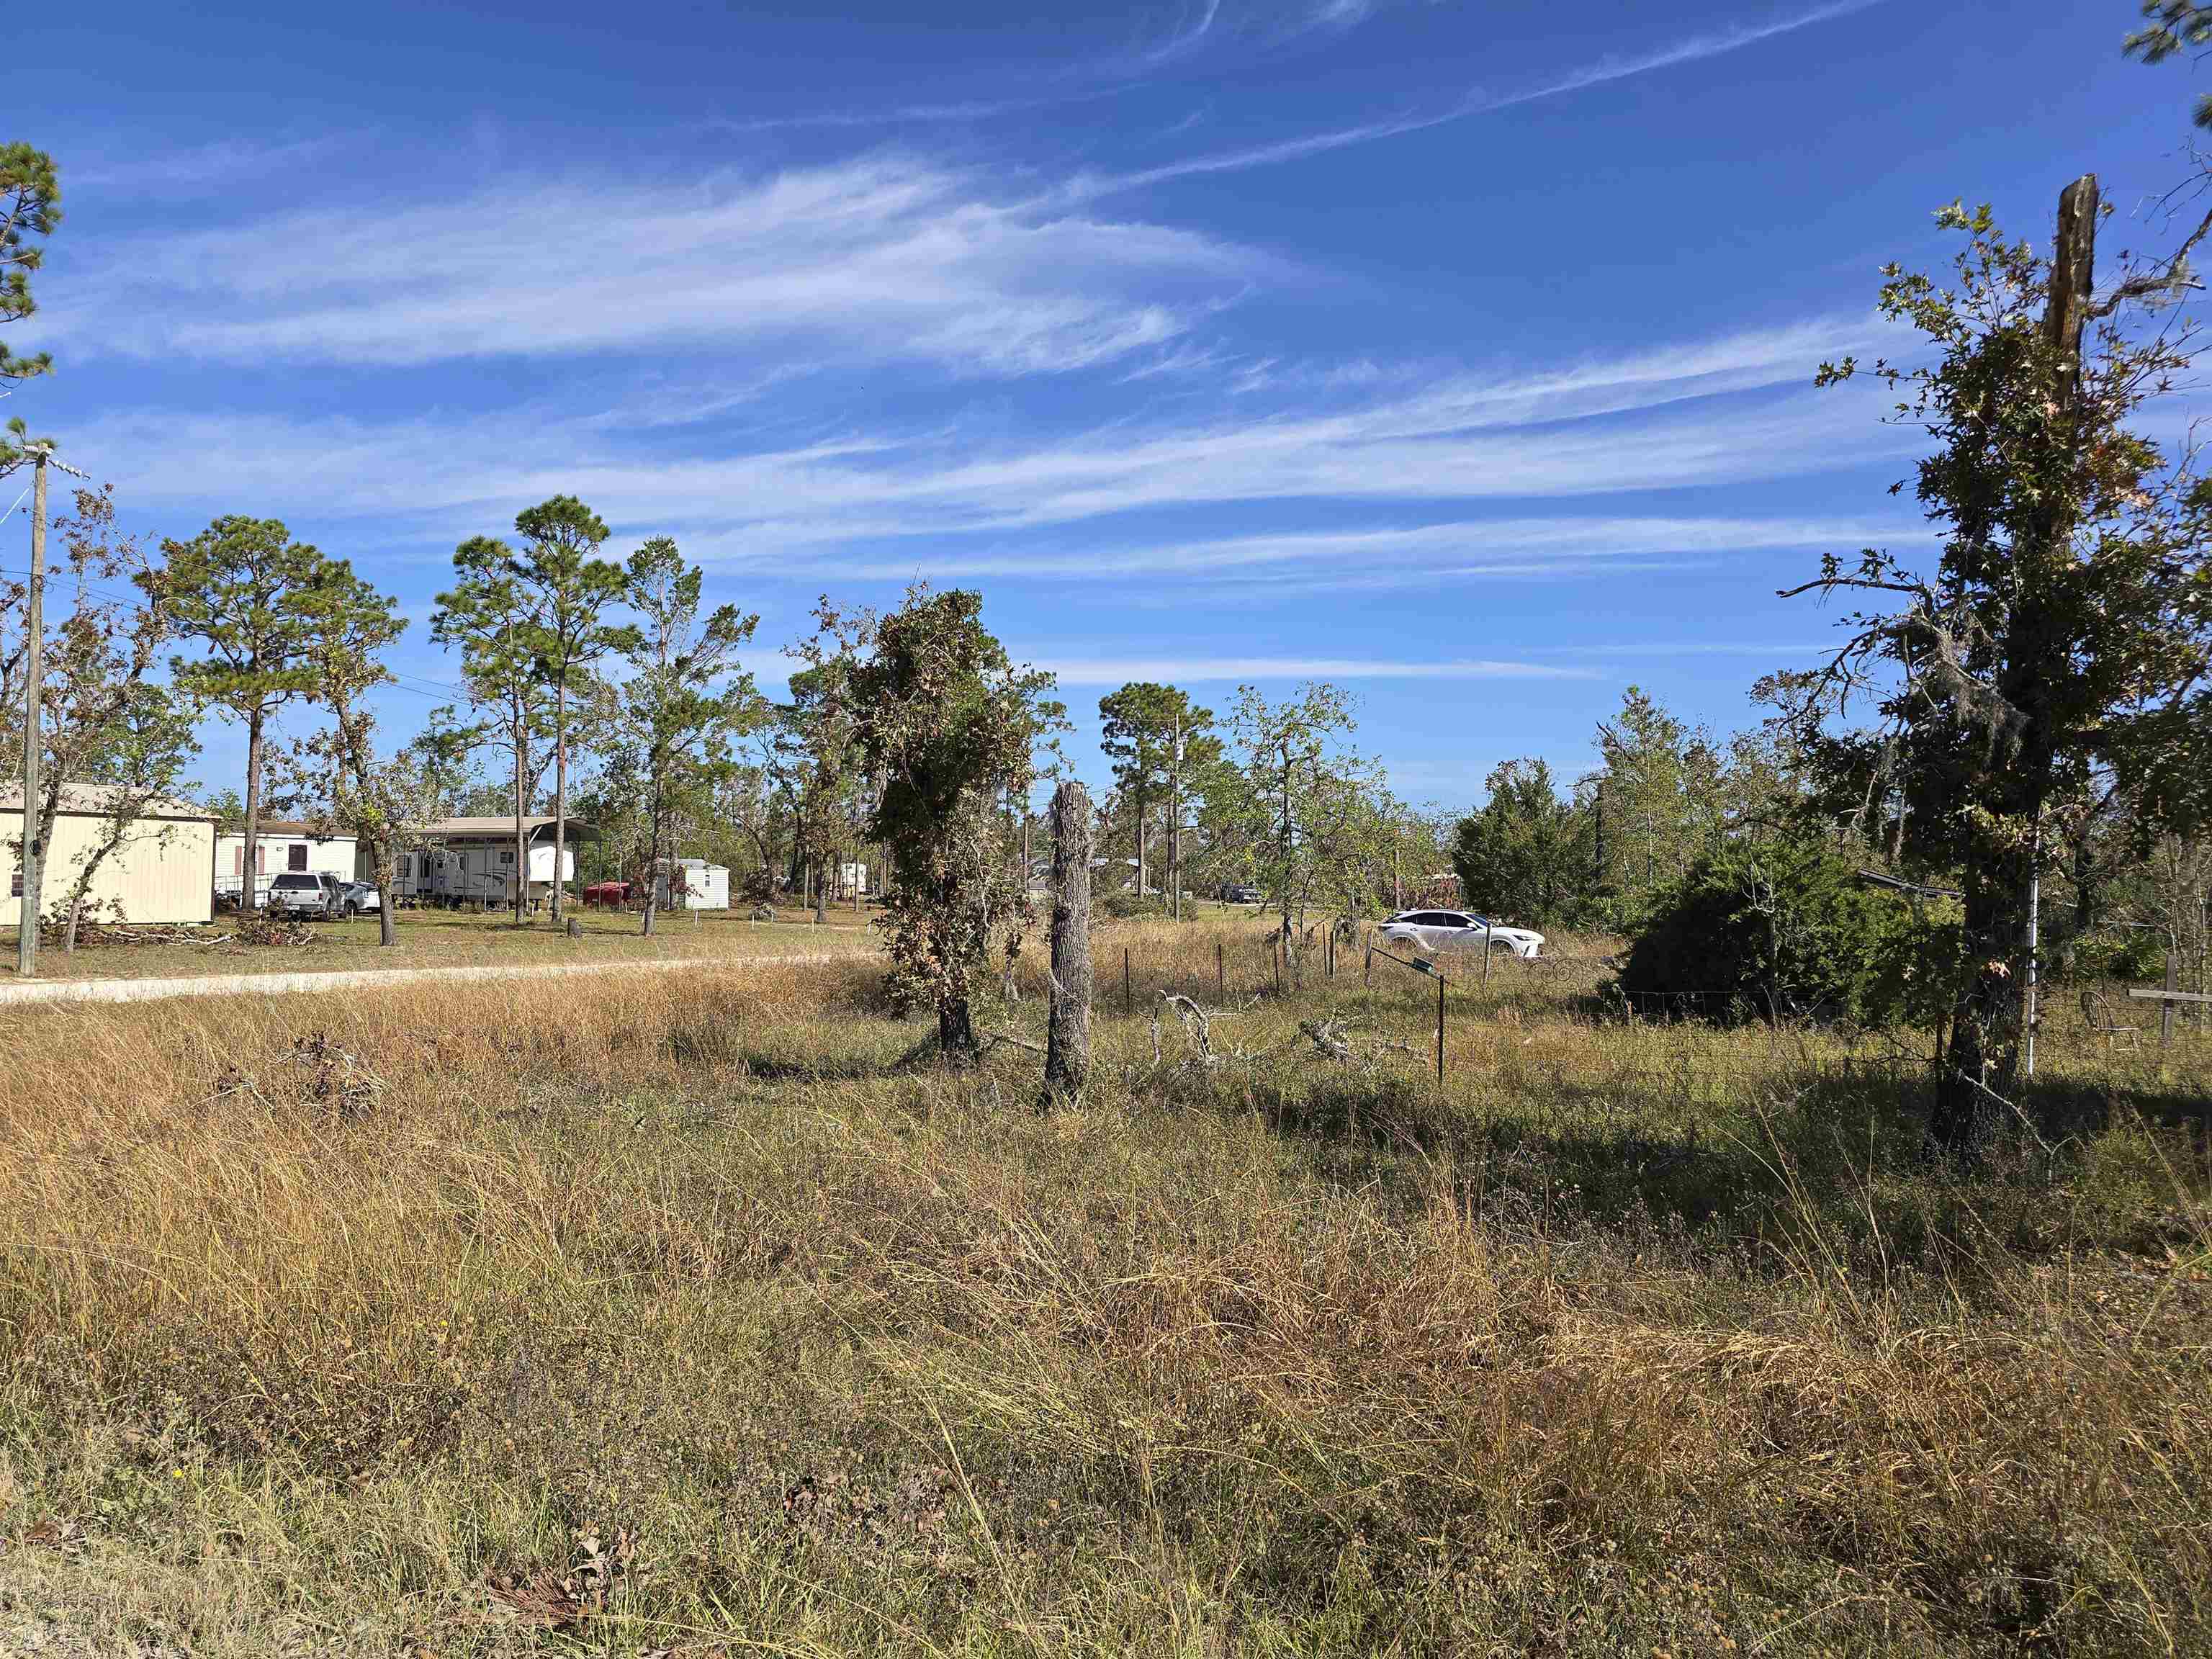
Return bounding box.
[421,816,597,840]
[213,821,356,840]
[0,783,214,822]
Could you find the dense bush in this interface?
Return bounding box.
[1615,838,1915,1024]
[1859,894,1966,1030]
[1100,890,1171,919]
[2067,925,2168,983]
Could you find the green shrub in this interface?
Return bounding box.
[2068,926,2167,982]
[1859,894,1966,1030]
[1615,838,1907,1024]
[1100,891,1169,919]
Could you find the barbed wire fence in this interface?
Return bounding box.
[1067,917,2211,1098]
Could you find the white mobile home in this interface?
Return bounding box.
[215,822,359,907]
[655,858,729,912]
[370,817,583,909]
[0,784,217,927]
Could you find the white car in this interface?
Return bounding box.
[1377,909,1545,960]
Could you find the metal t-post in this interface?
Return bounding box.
[1436,974,1445,1087]
[2164,930,2179,1050]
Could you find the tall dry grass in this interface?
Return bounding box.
[0,926,2206,1655]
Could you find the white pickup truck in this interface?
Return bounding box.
[265,871,357,919]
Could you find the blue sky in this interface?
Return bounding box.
[7,0,2197,810]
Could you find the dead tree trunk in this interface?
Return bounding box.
[1933,174,2096,1159]
[1043,779,1093,1105]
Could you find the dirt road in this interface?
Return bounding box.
[0,950,858,1009]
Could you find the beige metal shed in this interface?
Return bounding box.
[0,784,217,927]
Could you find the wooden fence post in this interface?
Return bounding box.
[1217,938,1225,999]
[1124,945,1132,1015]
[1043,781,1092,1105]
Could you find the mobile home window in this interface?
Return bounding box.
[288,843,309,872]
[500,849,514,865]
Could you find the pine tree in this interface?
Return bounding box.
[432,540,551,922]
[505,495,632,925]
[163,518,372,921]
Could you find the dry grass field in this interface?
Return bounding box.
[0,916,2206,1655]
[2,904,883,984]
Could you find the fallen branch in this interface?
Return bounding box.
[1143,991,1416,1080]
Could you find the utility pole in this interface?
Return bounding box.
[15,446,48,977]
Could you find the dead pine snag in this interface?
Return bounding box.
[1043,778,1092,1104]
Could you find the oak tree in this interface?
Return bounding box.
[27,489,199,947]
[1774,181,2212,1156]
[800,587,1058,1058]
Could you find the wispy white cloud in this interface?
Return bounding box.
[1529,639,1842,658]
[1139,0,1225,63]
[713,1,1222,132]
[1094,0,1884,191]
[69,310,1908,562]
[712,98,1064,132]
[1040,655,1601,685]
[791,514,1915,585]
[39,154,1267,379]
[72,134,351,197]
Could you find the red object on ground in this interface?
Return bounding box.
[583,881,631,907]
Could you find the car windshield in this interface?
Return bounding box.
[272,874,318,889]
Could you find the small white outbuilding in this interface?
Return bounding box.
[0,783,217,927]
[656,858,729,911]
